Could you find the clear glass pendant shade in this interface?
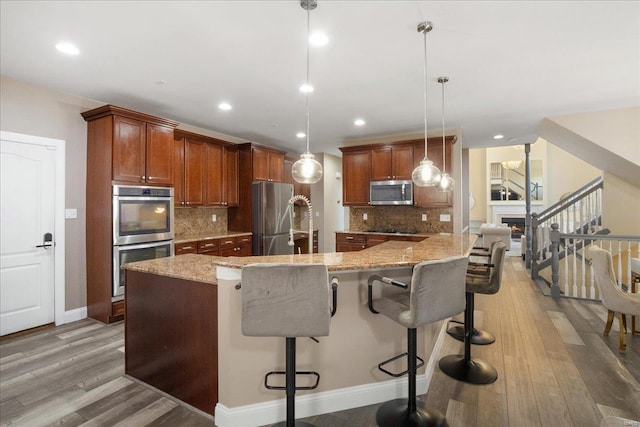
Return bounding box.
[437,172,455,192]
[412,158,441,187]
[292,152,323,184]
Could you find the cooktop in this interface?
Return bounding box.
[366,228,418,235]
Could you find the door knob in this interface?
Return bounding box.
[36,232,53,249]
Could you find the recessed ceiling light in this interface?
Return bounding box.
[354,119,366,126]
[155,80,167,85]
[218,102,232,111]
[299,83,314,93]
[309,31,329,47]
[55,42,79,55]
[493,134,504,140]
[296,132,306,138]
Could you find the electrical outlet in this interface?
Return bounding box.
[65,208,78,219]
[440,214,451,222]
[363,213,368,221]
[316,211,320,217]
[421,213,427,221]
[211,214,217,222]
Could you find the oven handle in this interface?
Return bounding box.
[113,240,174,251]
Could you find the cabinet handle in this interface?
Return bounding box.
[141,175,146,180]
[181,246,193,250]
[148,176,153,180]
[181,201,185,206]
[346,236,354,240]
[224,240,233,244]
[203,243,214,247]
[186,201,190,205]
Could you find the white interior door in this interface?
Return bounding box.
[1,138,56,336]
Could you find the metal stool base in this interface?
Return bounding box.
[447,325,495,345]
[438,354,498,385]
[272,422,316,427]
[376,399,449,427]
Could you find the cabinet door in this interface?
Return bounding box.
[112,116,146,183]
[204,143,224,205]
[413,141,452,207]
[224,146,239,207]
[184,139,204,206]
[371,147,392,181]
[391,145,414,180]
[342,151,371,206]
[173,138,185,206]
[252,147,270,181]
[145,123,174,185]
[268,151,284,182]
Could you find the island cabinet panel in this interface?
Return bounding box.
[413,136,454,207]
[340,149,371,206]
[371,144,414,181]
[125,270,218,415]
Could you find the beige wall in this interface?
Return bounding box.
[311,153,342,253]
[549,107,640,167]
[468,148,486,222]
[545,139,600,203]
[602,172,640,236]
[0,76,101,310]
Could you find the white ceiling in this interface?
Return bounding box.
[1,1,638,156]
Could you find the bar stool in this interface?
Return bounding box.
[447,241,500,345]
[439,242,506,385]
[240,263,338,427]
[367,256,469,427]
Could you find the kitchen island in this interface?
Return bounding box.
[123,233,476,426]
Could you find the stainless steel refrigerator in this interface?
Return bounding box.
[252,181,294,256]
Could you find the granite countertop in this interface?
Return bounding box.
[335,230,431,238]
[174,231,252,244]
[124,233,476,284]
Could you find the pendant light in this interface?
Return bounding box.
[411,21,441,187]
[292,0,323,184]
[437,76,455,192]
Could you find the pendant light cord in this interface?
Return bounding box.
[305,6,311,154]
[441,80,446,173]
[422,27,428,157]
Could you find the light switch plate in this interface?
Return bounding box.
[65,208,77,219]
[211,214,217,222]
[421,214,427,221]
[363,213,368,221]
[440,214,451,222]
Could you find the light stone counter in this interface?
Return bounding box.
[174,231,252,245]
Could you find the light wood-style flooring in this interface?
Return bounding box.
[1,257,638,426]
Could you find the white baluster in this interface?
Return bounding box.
[626,241,632,293]
[617,240,623,287]
[566,238,572,297]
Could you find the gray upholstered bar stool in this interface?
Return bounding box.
[367,256,469,427]
[240,263,337,427]
[439,242,506,385]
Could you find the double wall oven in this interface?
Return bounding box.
[112,185,174,297]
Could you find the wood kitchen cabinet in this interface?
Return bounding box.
[174,135,205,207]
[82,105,179,324]
[413,136,455,207]
[252,145,285,182]
[219,235,252,257]
[111,115,175,185]
[339,149,371,206]
[174,130,238,208]
[370,144,414,181]
[335,233,368,252]
[293,230,318,254]
[175,241,198,255]
[228,143,287,232]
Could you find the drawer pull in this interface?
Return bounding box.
[346,236,354,240]
[181,246,193,250]
[203,243,214,247]
[224,240,233,244]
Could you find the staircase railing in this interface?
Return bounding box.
[548,226,640,299]
[531,176,604,280]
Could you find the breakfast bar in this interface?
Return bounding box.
[123,233,476,427]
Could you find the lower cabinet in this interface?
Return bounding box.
[293,231,319,254]
[175,235,251,257]
[336,232,426,252]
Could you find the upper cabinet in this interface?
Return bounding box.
[340,149,371,206]
[340,137,456,207]
[82,105,178,186]
[252,145,285,182]
[173,129,239,207]
[370,144,414,181]
[413,136,455,207]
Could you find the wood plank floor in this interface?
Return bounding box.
[1,257,638,426]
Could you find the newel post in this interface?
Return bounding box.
[530,212,539,278]
[524,143,532,269]
[550,223,561,298]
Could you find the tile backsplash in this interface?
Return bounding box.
[349,206,454,234]
[175,207,228,236]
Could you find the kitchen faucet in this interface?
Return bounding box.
[288,195,313,254]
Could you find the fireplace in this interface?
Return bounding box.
[501,216,525,239]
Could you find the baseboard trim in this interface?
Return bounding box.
[63,306,87,324]
[214,319,451,427]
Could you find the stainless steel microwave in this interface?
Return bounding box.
[370,180,413,205]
